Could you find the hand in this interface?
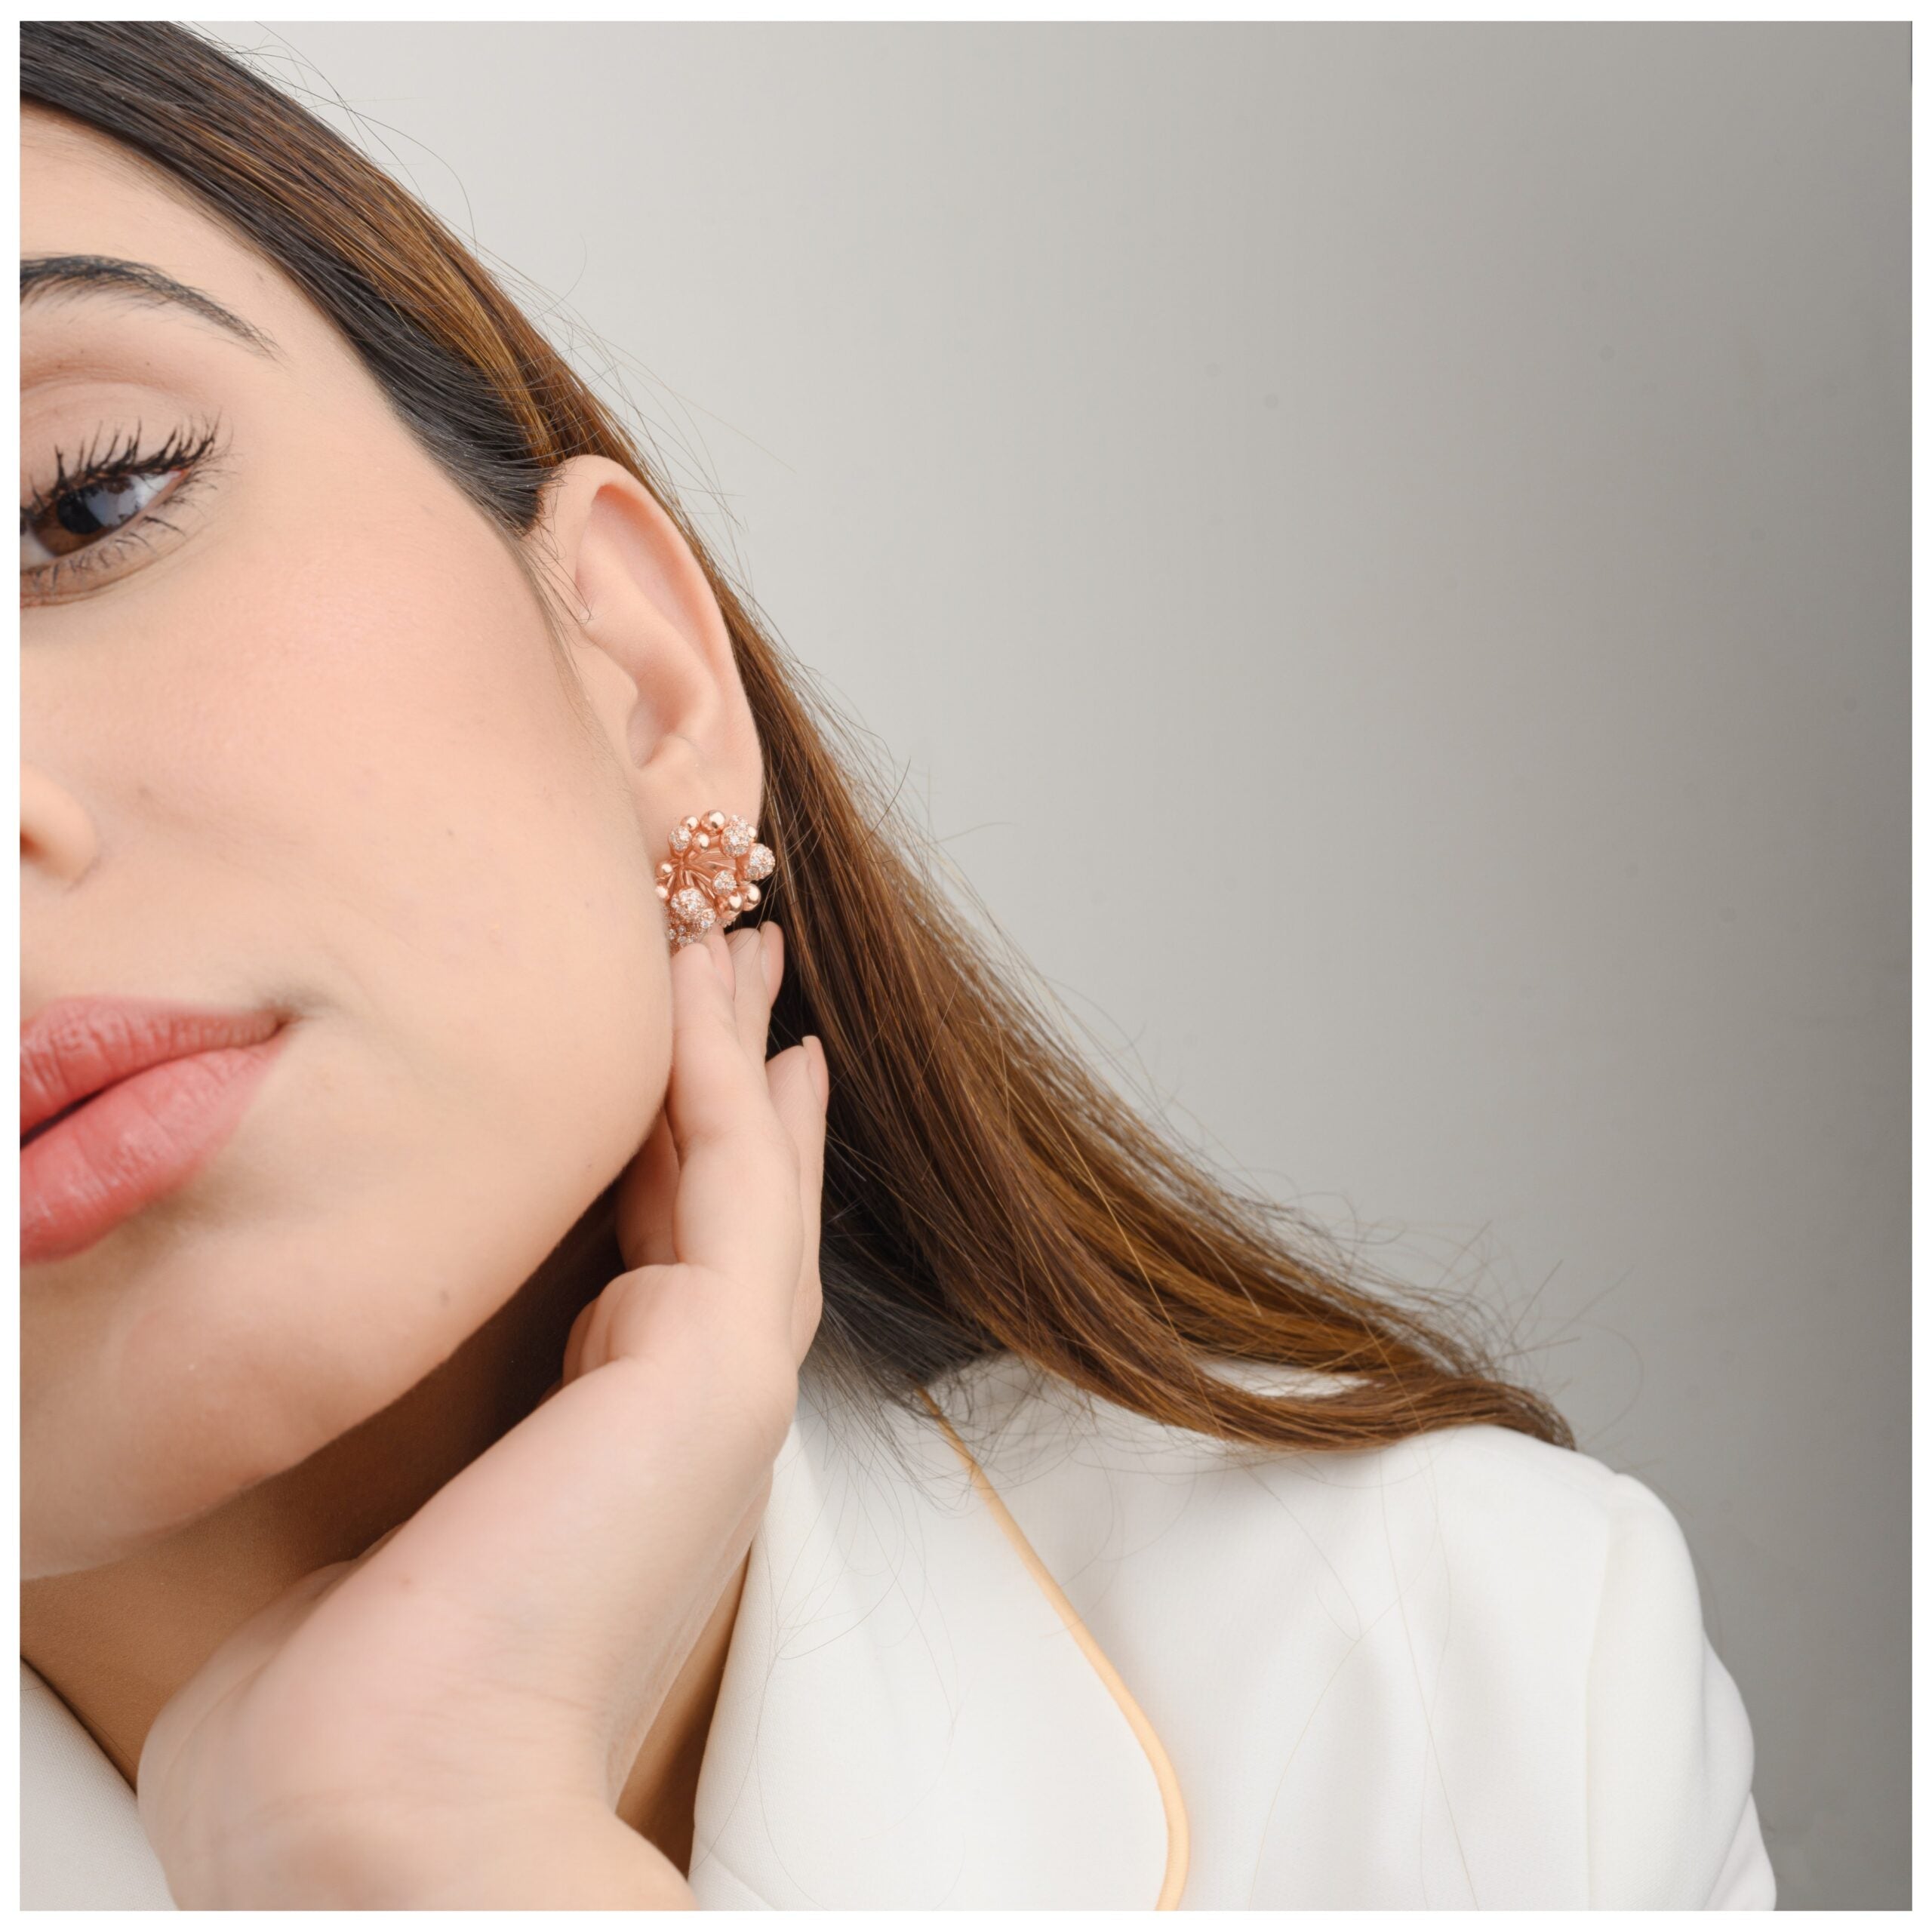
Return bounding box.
[135,921,829,1906]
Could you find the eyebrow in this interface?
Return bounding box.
[20,254,280,358]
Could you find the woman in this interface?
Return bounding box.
[19,22,1774,1910]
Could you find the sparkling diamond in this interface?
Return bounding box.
[722,815,754,857]
[745,844,774,881]
[669,824,691,853]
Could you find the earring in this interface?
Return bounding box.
[657,810,776,949]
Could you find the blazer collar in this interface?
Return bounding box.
[688,1354,1173,1908]
[20,1355,1172,1910]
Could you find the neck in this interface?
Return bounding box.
[20,1197,749,1880]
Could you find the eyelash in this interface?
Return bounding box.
[20,416,226,601]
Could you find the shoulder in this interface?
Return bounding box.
[921,1352,1647,1632]
[923,1349,1712,1589]
[920,1347,1623,1546]
[912,1352,1775,1909]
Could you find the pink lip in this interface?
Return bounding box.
[20,1000,291,1266]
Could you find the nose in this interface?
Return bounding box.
[21,761,99,886]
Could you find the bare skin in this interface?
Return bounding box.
[21,105,823,1903]
[20,1245,752,1874]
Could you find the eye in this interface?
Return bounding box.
[20,417,224,601]
[21,466,184,565]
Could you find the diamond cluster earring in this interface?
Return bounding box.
[657,810,777,949]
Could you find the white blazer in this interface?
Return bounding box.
[21,1350,1776,1909]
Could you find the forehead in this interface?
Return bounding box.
[20,106,342,376]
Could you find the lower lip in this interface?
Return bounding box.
[20,1029,291,1266]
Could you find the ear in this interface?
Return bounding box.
[525,454,762,836]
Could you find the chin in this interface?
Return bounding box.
[22,1517,145,1583]
[21,1326,441,1580]
[20,1195,554,1580]
[21,1409,295,1580]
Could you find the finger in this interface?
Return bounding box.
[700,920,734,998]
[620,921,776,1282]
[764,1037,829,1367]
[571,1012,815,1391]
[662,928,803,1300]
[140,1506,409,1792]
[561,1295,597,1386]
[610,920,775,1287]
[345,1329,792,1763]
[762,920,784,1011]
[139,1562,356,1792]
[668,928,756,1143]
[726,924,777,1063]
[614,1109,679,1274]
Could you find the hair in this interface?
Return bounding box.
[23,21,1575,1463]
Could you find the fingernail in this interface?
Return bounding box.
[805,1034,829,1106]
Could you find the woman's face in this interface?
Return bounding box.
[21,109,752,1576]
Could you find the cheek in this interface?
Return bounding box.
[22,494,679,1566]
[174,504,669,1164]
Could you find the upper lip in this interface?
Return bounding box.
[20,998,286,1146]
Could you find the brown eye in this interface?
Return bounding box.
[21,466,186,567]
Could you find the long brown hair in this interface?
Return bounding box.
[23,23,1574,1460]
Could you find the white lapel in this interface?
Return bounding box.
[687,1356,1174,1910]
[20,1658,174,1909]
[20,1356,1174,1911]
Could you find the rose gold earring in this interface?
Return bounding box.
[656,810,777,949]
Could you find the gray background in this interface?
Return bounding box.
[193,23,1909,1909]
